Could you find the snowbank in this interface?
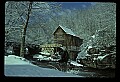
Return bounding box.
[4,55,33,65]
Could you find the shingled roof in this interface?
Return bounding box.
[53,25,80,38]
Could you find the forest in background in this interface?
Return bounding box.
[5,2,116,49]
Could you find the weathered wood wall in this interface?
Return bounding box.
[53,27,83,60]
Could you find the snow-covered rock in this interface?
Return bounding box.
[88,46,92,49]
[91,35,95,38]
[97,54,110,61]
[70,61,83,67]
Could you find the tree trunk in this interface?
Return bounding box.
[20,2,32,57]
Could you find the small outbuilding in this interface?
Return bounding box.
[53,25,83,60]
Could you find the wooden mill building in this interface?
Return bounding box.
[53,25,83,60]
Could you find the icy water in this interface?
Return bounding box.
[31,60,115,78]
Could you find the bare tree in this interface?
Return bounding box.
[5,1,61,57]
[20,2,32,57]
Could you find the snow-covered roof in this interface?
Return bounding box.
[54,25,80,38]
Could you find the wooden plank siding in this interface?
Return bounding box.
[53,25,83,60]
[54,27,66,46]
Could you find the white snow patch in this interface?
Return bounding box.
[91,35,95,38]
[88,46,92,49]
[66,70,80,74]
[70,61,83,67]
[33,54,44,59]
[97,54,110,61]
[40,52,51,55]
[33,54,52,61]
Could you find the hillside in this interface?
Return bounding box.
[5,2,116,47]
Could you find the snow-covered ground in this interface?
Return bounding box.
[4,55,33,65]
[33,54,61,62]
[4,55,82,77]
